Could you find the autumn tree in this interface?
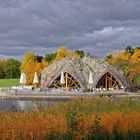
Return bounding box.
[105,46,140,85]
[34,60,48,77]
[127,64,140,83]
[67,52,80,58]
[20,52,37,84]
[55,46,84,60]
[0,66,5,79]
[0,60,6,67]
[55,46,68,61]
[131,48,140,63]
[0,60,5,78]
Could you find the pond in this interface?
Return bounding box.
[0,98,66,111]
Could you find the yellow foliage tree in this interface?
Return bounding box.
[105,47,140,84]
[127,64,140,82]
[67,52,80,58]
[131,49,140,63]
[0,60,6,66]
[20,52,37,84]
[55,46,68,61]
[106,51,131,65]
[55,46,81,61]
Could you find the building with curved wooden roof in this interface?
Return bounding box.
[41,56,128,91]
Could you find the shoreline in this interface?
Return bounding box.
[0,89,140,101]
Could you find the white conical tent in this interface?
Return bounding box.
[33,72,39,84]
[19,73,26,84]
[19,73,23,84]
[60,72,65,84]
[88,71,93,84]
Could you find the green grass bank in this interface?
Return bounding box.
[0,79,19,87]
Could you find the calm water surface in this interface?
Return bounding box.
[0,98,65,111]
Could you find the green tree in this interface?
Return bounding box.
[2,59,21,78]
[105,54,113,63]
[125,46,134,56]
[133,75,140,85]
[45,52,56,63]
[75,50,85,58]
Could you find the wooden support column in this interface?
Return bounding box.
[66,72,68,91]
[105,74,107,89]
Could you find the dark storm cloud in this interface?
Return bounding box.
[0,0,140,60]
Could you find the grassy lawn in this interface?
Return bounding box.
[0,79,19,87]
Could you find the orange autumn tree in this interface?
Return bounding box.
[131,48,140,63]
[34,60,48,77]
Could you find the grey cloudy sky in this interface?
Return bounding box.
[0,0,140,60]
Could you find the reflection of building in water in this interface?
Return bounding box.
[41,56,128,91]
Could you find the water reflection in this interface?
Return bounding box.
[0,98,63,111]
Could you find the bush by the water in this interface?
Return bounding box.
[0,98,140,140]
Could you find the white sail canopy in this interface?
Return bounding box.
[88,71,93,84]
[60,72,65,84]
[19,73,26,84]
[33,72,39,84]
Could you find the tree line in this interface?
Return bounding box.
[0,46,84,84]
[1,45,140,86]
